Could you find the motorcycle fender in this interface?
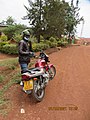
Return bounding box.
[48,64,53,68]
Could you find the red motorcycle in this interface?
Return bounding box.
[21,51,56,102]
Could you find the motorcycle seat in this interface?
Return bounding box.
[21,67,41,74]
[29,67,41,71]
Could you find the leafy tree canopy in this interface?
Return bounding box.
[24,0,83,42]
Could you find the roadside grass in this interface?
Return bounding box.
[0,69,22,115]
[0,58,19,83]
[0,75,4,83]
[0,57,18,69]
[0,57,34,116]
[0,58,20,116]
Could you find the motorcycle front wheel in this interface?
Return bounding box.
[49,66,56,80]
[32,78,45,102]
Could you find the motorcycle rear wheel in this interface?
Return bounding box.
[32,79,45,102]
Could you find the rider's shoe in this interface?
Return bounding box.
[26,90,31,94]
[20,81,23,86]
[22,88,31,94]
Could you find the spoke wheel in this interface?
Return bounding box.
[32,78,45,102]
[49,66,56,80]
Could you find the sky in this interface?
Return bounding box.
[0,0,90,38]
[0,0,29,25]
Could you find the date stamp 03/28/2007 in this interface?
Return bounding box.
[48,104,78,111]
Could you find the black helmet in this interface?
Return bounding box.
[22,29,30,36]
[22,29,30,41]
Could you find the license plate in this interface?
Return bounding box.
[24,80,33,90]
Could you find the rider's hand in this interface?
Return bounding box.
[35,55,38,59]
[29,52,35,58]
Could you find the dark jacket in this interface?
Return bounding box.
[18,40,32,63]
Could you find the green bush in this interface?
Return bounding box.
[0,41,9,46]
[32,43,50,52]
[45,40,57,48]
[40,35,45,42]
[0,42,50,54]
[0,35,8,41]
[49,37,57,42]
[57,41,62,47]
[0,44,18,54]
[0,42,9,52]
[57,41,68,47]
[30,36,37,43]
[0,38,58,55]
[13,34,22,42]
[56,37,60,41]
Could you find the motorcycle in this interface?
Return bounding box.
[21,51,56,102]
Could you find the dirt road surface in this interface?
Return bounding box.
[0,53,17,60]
[1,45,90,120]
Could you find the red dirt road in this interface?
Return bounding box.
[1,46,90,120]
[0,53,17,60]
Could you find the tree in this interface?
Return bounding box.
[6,16,15,25]
[65,0,83,37]
[24,0,44,43]
[0,20,6,25]
[24,0,69,40]
[43,0,69,38]
[2,24,27,40]
[24,0,83,41]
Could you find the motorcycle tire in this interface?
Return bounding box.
[32,79,45,102]
[49,66,56,80]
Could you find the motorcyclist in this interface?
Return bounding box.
[18,29,33,73]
